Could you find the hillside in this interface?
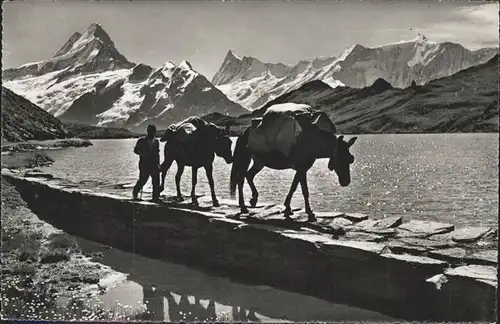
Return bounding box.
[204,55,499,134]
[1,86,70,142]
[213,35,497,110]
[2,23,248,131]
[64,123,140,139]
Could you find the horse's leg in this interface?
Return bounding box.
[160,156,174,192]
[204,164,220,207]
[237,158,250,214]
[175,163,185,201]
[190,167,199,206]
[299,171,316,222]
[283,171,301,218]
[246,161,264,208]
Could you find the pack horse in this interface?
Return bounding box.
[229,103,358,222]
[159,116,233,207]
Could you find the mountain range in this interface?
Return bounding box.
[212,34,497,110]
[204,54,499,134]
[2,24,498,134]
[2,23,249,132]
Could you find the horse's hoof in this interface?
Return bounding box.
[240,207,249,214]
[283,208,293,217]
[249,197,258,208]
[177,196,184,202]
[213,200,220,208]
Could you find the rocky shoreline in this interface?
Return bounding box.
[1,138,92,170]
[0,139,139,321]
[2,169,497,322]
[1,138,92,153]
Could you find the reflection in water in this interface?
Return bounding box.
[140,285,264,322]
[83,235,394,323]
[164,289,217,322]
[142,285,164,321]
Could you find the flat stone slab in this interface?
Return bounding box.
[252,206,301,219]
[344,231,386,242]
[320,240,390,260]
[353,219,399,236]
[386,241,428,255]
[330,217,354,227]
[399,237,456,250]
[466,250,498,266]
[356,216,402,229]
[394,229,430,239]
[445,265,497,286]
[428,248,467,263]
[381,253,448,266]
[398,220,454,236]
[314,211,345,218]
[343,212,369,222]
[451,227,492,243]
[282,232,336,245]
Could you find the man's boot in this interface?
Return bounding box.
[132,187,140,200]
[152,186,160,203]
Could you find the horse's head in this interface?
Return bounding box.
[328,135,357,187]
[212,126,233,164]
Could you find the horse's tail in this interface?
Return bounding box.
[230,128,251,198]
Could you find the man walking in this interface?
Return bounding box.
[133,124,161,202]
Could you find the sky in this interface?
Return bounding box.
[2,0,499,79]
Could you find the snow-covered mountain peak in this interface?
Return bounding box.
[161,61,177,70]
[53,23,116,60]
[338,44,364,61]
[383,33,437,49]
[225,49,242,61]
[213,36,497,110]
[82,23,113,45]
[3,23,134,82]
[179,60,194,70]
[414,32,428,42]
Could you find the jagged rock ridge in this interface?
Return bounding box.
[213,35,498,109]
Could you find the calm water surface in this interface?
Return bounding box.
[43,134,498,227]
[74,237,394,322]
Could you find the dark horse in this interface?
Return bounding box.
[229,105,357,221]
[159,116,232,207]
